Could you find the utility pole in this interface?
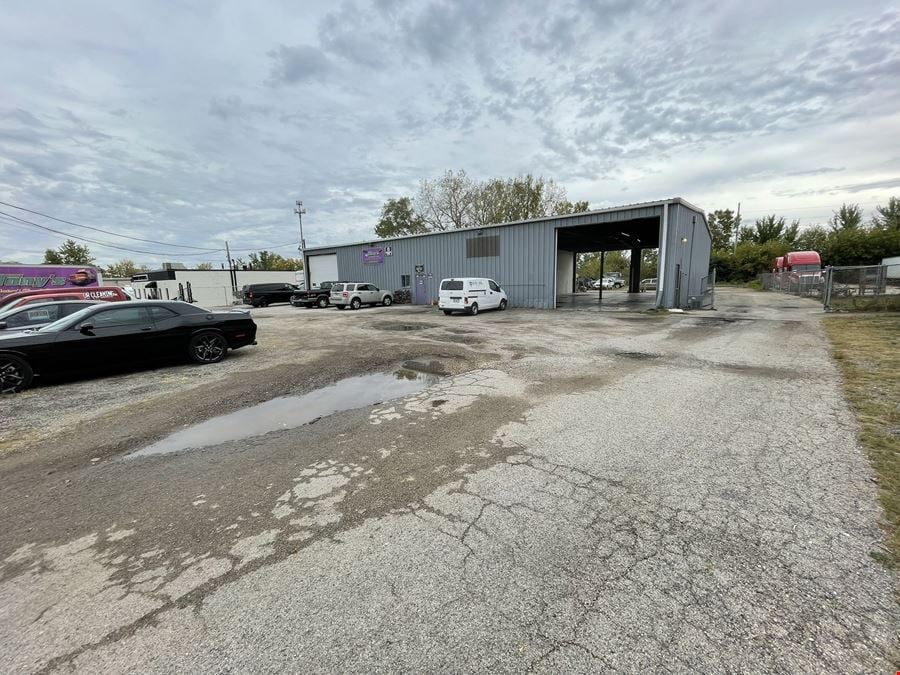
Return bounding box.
[224,240,236,297]
[733,202,741,254]
[294,200,308,289]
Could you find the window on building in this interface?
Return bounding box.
[466,235,500,258]
[401,275,411,287]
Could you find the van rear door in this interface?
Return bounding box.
[439,279,465,310]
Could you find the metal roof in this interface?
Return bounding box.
[304,197,707,252]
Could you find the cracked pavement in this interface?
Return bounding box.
[0,288,896,672]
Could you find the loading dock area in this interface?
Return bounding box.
[303,198,711,310]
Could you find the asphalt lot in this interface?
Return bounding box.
[0,288,896,673]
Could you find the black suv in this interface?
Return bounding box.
[242,283,303,307]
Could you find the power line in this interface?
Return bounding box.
[0,210,297,258]
[0,200,222,251]
[0,211,218,257]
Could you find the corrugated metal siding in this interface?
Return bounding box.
[659,203,710,307]
[317,221,557,308]
[313,203,708,309]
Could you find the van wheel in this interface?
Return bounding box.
[0,354,33,393]
[317,296,328,308]
[442,310,453,315]
[499,299,507,311]
[382,295,392,307]
[469,303,479,316]
[350,297,361,310]
[257,298,269,308]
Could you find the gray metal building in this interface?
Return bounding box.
[302,198,711,309]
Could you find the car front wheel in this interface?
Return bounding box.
[189,331,228,364]
[382,295,392,306]
[0,354,33,393]
[499,299,507,311]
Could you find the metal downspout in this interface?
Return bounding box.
[656,201,669,308]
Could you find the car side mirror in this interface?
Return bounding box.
[79,323,95,335]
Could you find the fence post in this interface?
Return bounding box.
[823,266,832,310]
[711,267,716,310]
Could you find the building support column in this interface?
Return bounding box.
[629,247,642,292]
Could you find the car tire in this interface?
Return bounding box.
[382,295,392,307]
[499,299,507,311]
[257,298,269,308]
[317,296,328,309]
[442,310,453,315]
[350,298,361,310]
[0,354,33,394]
[188,331,228,364]
[469,303,479,316]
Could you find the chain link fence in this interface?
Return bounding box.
[760,263,900,311]
[823,264,900,311]
[759,270,825,297]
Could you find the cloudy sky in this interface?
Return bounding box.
[1,0,898,266]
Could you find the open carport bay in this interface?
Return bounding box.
[0,290,895,673]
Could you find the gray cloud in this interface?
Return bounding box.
[0,0,898,265]
[266,45,332,85]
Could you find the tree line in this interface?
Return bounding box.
[709,197,900,282]
[374,170,589,238]
[41,240,302,277]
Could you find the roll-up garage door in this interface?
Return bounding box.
[307,254,339,287]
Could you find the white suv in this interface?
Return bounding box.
[438,278,507,316]
[330,283,393,310]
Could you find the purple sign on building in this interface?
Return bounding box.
[0,265,102,297]
[362,247,385,264]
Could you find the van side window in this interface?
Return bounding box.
[489,280,500,292]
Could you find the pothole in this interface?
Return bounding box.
[128,371,440,458]
[402,359,449,375]
[615,351,662,360]
[373,322,438,331]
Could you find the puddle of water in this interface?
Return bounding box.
[129,371,438,458]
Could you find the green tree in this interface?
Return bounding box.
[381,171,590,237]
[707,209,739,251]
[196,262,214,270]
[871,196,900,230]
[375,197,427,238]
[751,215,786,244]
[43,239,94,265]
[830,203,863,231]
[247,251,303,270]
[576,250,629,279]
[104,259,140,277]
[795,225,829,252]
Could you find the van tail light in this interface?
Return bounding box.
[248,292,253,298]
[464,296,469,304]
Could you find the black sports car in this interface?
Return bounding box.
[0,301,257,393]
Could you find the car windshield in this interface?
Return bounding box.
[441,280,464,291]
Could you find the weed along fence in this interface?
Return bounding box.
[823,264,900,311]
[760,263,900,311]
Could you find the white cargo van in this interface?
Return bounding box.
[438,278,507,316]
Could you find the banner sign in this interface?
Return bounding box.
[0,265,102,297]
[362,248,385,265]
